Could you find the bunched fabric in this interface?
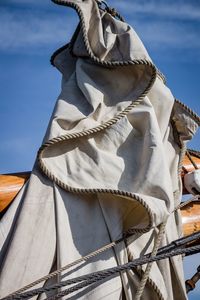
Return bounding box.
[0,0,199,299]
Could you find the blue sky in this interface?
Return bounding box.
[0,0,199,298]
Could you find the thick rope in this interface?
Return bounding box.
[4,194,199,300]
[5,244,200,300]
[3,238,123,299]
[127,196,200,300]
[38,6,197,300]
[178,142,187,177]
[3,230,200,300]
[4,192,198,299]
[4,2,198,300]
[134,221,167,300]
[12,231,200,299]
[43,244,200,300]
[5,126,195,300]
[37,2,157,253]
[175,99,200,127]
[157,230,200,256]
[175,195,200,211]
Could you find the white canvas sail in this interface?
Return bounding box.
[0,1,199,299]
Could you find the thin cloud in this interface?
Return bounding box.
[110,0,200,21]
[111,0,200,56]
[132,20,200,50]
[0,2,200,58]
[0,8,77,53]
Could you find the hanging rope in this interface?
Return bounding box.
[134,221,167,300]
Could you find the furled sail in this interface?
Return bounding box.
[0,1,199,299]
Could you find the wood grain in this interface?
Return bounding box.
[182,154,200,173]
[181,200,200,237]
[0,172,30,212]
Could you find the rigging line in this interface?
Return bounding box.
[186,150,199,170]
[156,230,200,256]
[44,244,200,300]
[188,149,200,159]
[173,195,200,212]
[4,196,198,299]
[133,194,200,299]
[9,243,200,300]
[4,241,200,300]
[2,238,124,300]
[134,221,167,300]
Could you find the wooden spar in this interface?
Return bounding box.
[0,172,30,213]
[181,200,200,237]
[182,153,200,174]
[0,154,200,237]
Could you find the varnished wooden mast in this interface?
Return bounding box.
[181,200,200,237]
[0,172,30,213]
[182,153,200,173]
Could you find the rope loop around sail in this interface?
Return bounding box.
[2,1,199,300]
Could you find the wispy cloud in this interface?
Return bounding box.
[133,20,200,50]
[110,0,200,60]
[0,1,200,60]
[111,0,200,21]
[0,8,77,53]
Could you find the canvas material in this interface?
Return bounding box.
[0,0,199,299]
